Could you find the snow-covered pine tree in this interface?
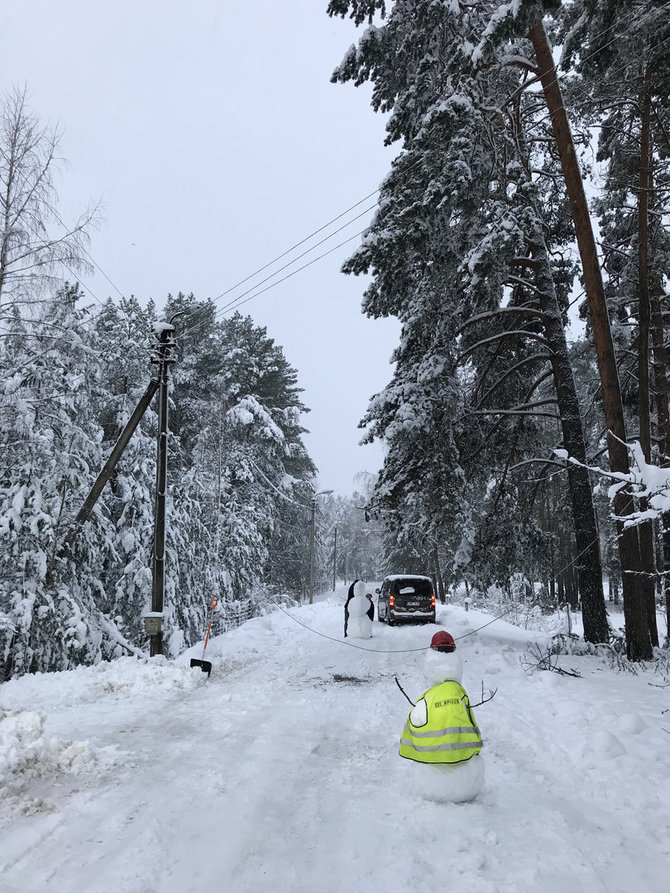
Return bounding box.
[329,0,608,637]
[471,0,654,657]
[214,311,316,604]
[560,0,670,646]
[162,296,316,630]
[0,285,115,677]
[88,297,159,653]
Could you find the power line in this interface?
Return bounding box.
[211,190,384,303]
[271,600,520,652]
[6,0,666,352]
[212,204,377,318]
[177,159,430,343]
[177,226,369,343]
[186,1,670,342]
[215,229,367,317]
[47,201,127,302]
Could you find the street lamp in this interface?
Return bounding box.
[309,489,333,604]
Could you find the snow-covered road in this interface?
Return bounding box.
[2,594,669,892]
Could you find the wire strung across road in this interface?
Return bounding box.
[270,600,519,653]
[268,524,608,655]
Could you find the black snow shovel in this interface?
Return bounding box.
[190,597,218,678]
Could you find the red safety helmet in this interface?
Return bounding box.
[430,631,456,652]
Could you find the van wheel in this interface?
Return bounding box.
[388,617,395,627]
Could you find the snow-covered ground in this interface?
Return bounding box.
[1,593,669,893]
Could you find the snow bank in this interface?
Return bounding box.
[1,656,204,714]
[0,708,95,799]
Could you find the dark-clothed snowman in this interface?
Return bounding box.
[346,580,373,639]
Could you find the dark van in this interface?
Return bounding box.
[376,574,436,626]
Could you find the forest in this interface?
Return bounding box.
[2,0,670,677]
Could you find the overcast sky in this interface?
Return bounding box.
[0,0,400,495]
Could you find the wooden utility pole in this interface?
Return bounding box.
[529,22,651,659]
[333,525,338,591]
[70,318,181,656]
[149,323,176,656]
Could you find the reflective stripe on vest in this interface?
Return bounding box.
[398,680,483,764]
[405,724,477,738]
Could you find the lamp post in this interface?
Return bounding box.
[309,489,333,604]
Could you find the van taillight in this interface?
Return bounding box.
[389,595,395,607]
[431,594,435,607]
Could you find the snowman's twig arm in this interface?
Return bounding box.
[469,687,497,707]
[395,676,416,706]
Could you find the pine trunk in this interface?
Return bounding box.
[531,233,608,642]
[529,21,652,660]
[637,75,659,646]
[432,542,445,603]
[650,278,670,646]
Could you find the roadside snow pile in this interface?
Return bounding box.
[0,657,204,812]
[79,656,205,700]
[0,656,205,715]
[0,708,95,797]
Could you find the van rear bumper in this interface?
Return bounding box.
[390,609,435,620]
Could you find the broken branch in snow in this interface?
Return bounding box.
[520,641,582,677]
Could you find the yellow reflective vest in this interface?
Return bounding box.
[399,680,483,764]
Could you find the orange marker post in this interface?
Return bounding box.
[190,597,219,678]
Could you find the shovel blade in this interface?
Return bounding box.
[190,658,212,678]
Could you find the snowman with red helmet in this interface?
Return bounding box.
[399,630,485,803]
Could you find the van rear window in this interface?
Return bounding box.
[393,579,432,597]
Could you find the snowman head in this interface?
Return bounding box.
[425,644,463,685]
[353,580,366,599]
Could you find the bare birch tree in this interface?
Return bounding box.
[0,86,98,311]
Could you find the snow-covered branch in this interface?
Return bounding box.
[553,440,670,527]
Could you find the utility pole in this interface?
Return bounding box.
[69,316,182,656]
[333,525,337,591]
[148,322,177,656]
